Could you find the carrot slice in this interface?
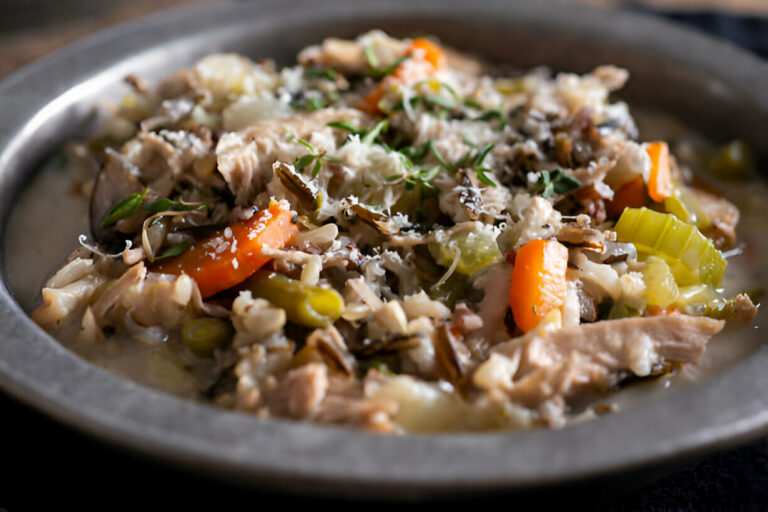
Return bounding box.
[153,200,298,298]
[407,38,445,70]
[360,38,445,115]
[508,239,569,332]
[606,176,646,218]
[647,141,671,202]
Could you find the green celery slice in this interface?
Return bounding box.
[614,207,726,287]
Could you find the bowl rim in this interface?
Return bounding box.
[1,0,767,499]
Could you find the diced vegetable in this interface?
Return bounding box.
[606,176,645,218]
[153,200,298,298]
[245,270,344,328]
[508,239,568,332]
[646,141,671,202]
[429,226,502,275]
[407,38,445,70]
[360,38,445,114]
[707,140,753,180]
[641,255,679,307]
[688,292,759,322]
[182,317,234,358]
[676,284,716,306]
[613,207,726,287]
[663,182,710,229]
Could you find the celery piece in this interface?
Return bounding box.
[429,227,501,275]
[247,270,344,328]
[664,181,710,229]
[641,255,679,307]
[614,207,726,287]
[182,317,234,358]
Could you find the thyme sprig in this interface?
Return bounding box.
[533,168,582,198]
[326,119,389,146]
[292,137,340,178]
[305,67,336,80]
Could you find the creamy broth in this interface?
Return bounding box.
[5,159,212,397]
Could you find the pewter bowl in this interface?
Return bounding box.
[0,0,766,499]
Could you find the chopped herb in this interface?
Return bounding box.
[143,198,207,214]
[295,137,315,152]
[400,139,433,163]
[454,148,473,169]
[326,121,363,135]
[533,168,581,198]
[290,96,325,111]
[471,143,495,167]
[364,55,410,78]
[292,136,336,178]
[361,120,388,145]
[438,82,461,102]
[294,154,318,172]
[463,98,482,110]
[475,109,503,122]
[101,189,148,228]
[305,67,336,80]
[311,159,322,179]
[552,174,582,194]
[429,143,452,171]
[476,167,497,187]
[327,119,388,146]
[155,242,189,261]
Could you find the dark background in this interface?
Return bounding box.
[1,1,766,509]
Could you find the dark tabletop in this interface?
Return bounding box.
[1,1,766,509]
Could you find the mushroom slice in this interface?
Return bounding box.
[601,240,637,264]
[306,325,356,376]
[455,167,484,222]
[556,224,605,252]
[345,204,400,237]
[434,323,472,388]
[273,161,317,206]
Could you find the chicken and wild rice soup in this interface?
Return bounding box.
[16,32,763,432]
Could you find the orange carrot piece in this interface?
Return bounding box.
[360,39,445,115]
[153,200,298,298]
[647,141,671,202]
[508,239,569,332]
[606,176,646,218]
[407,38,445,70]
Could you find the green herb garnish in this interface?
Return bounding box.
[143,198,207,215]
[534,168,582,198]
[154,242,189,261]
[475,168,497,187]
[361,120,388,145]
[292,137,335,178]
[100,189,148,228]
[291,96,325,111]
[364,55,410,78]
[327,119,388,146]
[305,67,336,80]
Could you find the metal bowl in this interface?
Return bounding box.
[1,0,766,499]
